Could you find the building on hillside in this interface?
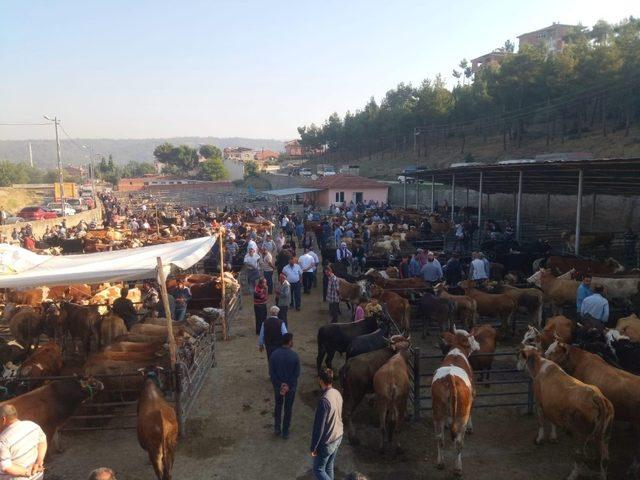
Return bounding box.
[254,149,280,162]
[303,174,388,207]
[223,147,256,162]
[64,164,86,177]
[117,176,233,193]
[284,140,304,157]
[517,23,577,53]
[470,50,507,73]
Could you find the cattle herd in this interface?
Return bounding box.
[2,192,640,479]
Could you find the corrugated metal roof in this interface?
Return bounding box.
[262,187,323,196]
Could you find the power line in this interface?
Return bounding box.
[0,122,50,126]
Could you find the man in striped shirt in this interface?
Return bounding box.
[0,404,47,479]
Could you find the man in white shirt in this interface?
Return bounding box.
[298,248,315,294]
[469,252,488,284]
[308,248,320,288]
[244,247,261,294]
[282,257,303,311]
[0,404,46,480]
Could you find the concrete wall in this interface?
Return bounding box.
[0,206,103,241]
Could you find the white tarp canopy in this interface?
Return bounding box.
[0,236,217,289]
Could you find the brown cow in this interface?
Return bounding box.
[18,342,63,380]
[434,283,477,329]
[99,313,128,348]
[521,316,574,351]
[366,270,428,299]
[546,255,624,276]
[372,336,411,454]
[340,335,410,445]
[468,325,497,383]
[47,284,92,302]
[545,342,640,477]
[518,347,613,480]
[500,284,545,327]
[337,278,368,311]
[6,304,44,351]
[0,377,104,451]
[54,302,102,356]
[459,280,517,337]
[370,285,411,331]
[5,287,49,307]
[105,340,165,353]
[432,328,480,475]
[616,314,640,342]
[138,368,179,480]
[527,269,579,313]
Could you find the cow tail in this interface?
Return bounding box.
[162,431,174,480]
[403,302,411,332]
[449,375,458,441]
[587,394,613,468]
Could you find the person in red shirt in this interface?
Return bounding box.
[23,235,35,251]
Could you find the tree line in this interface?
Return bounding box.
[297,18,640,161]
[152,143,228,181]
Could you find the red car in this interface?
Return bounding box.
[17,206,58,221]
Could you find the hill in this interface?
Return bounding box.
[0,137,285,169]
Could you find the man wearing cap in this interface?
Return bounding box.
[282,257,303,311]
[0,404,47,479]
[420,251,443,284]
[244,246,262,294]
[335,242,352,265]
[258,306,288,363]
[469,252,489,285]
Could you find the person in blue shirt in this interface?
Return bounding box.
[172,279,192,321]
[333,226,343,248]
[408,252,422,278]
[269,333,300,439]
[576,275,593,312]
[580,285,609,325]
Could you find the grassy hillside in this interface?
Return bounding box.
[0,188,41,215]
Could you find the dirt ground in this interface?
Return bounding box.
[46,284,635,480]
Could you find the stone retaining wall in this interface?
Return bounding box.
[0,206,103,240]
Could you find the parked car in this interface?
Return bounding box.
[4,216,25,225]
[17,206,58,221]
[47,202,76,216]
[397,175,416,184]
[299,168,313,177]
[67,198,88,211]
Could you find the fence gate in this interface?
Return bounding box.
[410,348,534,420]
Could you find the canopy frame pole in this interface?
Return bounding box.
[403,179,407,209]
[591,194,597,230]
[545,193,551,231]
[156,257,177,367]
[430,176,435,212]
[415,178,419,210]
[477,171,483,246]
[516,170,523,241]
[451,174,455,222]
[575,169,584,255]
[219,229,227,340]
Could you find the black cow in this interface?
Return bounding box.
[316,315,379,372]
[417,291,455,338]
[62,238,85,254]
[346,320,391,360]
[608,336,640,375]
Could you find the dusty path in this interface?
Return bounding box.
[46,280,635,479]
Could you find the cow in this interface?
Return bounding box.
[0,339,26,367]
[340,335,410,445]
[5,304,45,352]
[337,278,369,312]
[545,341,640,477]
[54,301,102,357]
[0,377,104,451]
[417,291,455,337]
[616,314,640,342]
[500,284,545,327]
[468,325,497,383]
[138,367,178,480]
[47,284,92,303]
[527,269,579,313]
[459,280,517,337]
[432,328,480,475]
[316,315,379,372]
[346,328,389,360]
[373,335,412,454]
[369,285,411,332]
[17,342,63,385]
[433,283,477,330]
[365,270,429,299]
[521,315,574,351]
[546,255,625,276]
[605,330,640,375]
[99,313,128,348]
[518,346,613,480]
[4,287,49,307]
[561,232,615,254]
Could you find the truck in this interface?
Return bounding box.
[54,182,78,201]
[317,164,336,176]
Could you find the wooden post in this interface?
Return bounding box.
[155,203,160,236]
[218,229,227,340]
[156,256,177,367]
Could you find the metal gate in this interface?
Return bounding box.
[409,348,534,420]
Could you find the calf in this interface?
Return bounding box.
[16,342,63,390]
[99,313,128,348]
[6,305,44,352]
[605,330,640,375]
[432,329,480,475]
[418,291,455,337]
[434,283,477,330]
[500,284,545,328]
[518,347,613,480]
[545,342,640,477]
[340,335,410,445]
[373,336,411,454]
[521,315,574,351]
[468,325,497,383]
[316,315,378,372]
[0,377,104,451]
[138,368,178,480]
[459,280,517,337]
[527,268,579,314]
[370,284,411,332]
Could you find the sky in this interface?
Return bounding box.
[0,0,637,141]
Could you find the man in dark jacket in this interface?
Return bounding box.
[443,252,464,286]
[310,368,343,480]
[112,288,138,330]
[269,333,300,439]
[258,306,288,362]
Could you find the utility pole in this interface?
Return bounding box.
[83,145,98,208]
[28,142,33,168]
[44,116,65,216]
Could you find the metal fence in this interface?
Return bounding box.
[409,348,534,421]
